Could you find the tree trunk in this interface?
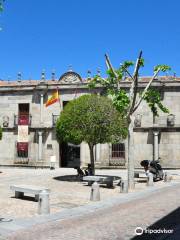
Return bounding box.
[128,116,135,190]
[153,113,155,125]
[89,144,95,175]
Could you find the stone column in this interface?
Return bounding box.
[153,131,159,161]
[38,131,43,161]
[40,94,44,125]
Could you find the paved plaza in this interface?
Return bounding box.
[0,168,128,219]
[0,168,180,239]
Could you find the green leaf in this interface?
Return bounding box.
[154,65,171,73]
[56,94,128,146]
[111,90,130,115]
[123,61,134,68]
[143,88,169,116]
[0,0,4,12]
[139,58,145,67]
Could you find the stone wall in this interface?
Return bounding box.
[159,132,180,168]
[132,89,180,168]
[0,81,180,168]
[0,131,15,165]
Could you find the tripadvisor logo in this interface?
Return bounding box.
[135,227,173,235]
[145,228,173,234]
[135,227,143,235]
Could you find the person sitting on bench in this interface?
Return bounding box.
[84,164,93,176]
[74,167,85,177]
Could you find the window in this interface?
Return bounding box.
[19,103,29,114]
[111,143,125,158]
[18,103,30,125]
[47,144,53,150]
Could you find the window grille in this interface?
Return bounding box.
[111,143,125,158]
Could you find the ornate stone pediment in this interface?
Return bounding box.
[59,72,82,84]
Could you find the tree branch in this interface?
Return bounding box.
[120,64,134,81]
[132,69,160,114]
[133,51,143,77]
[105,53,119,79]
[128,51,143,115]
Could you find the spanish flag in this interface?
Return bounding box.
[45,89,59,107]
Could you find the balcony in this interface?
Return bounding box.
[52,114,60,127]
[14,114,32,126]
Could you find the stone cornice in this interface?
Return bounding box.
[0,78,180,92]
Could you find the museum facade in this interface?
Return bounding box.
[0,70,179,169]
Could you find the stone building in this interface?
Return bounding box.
[0,71,179,169]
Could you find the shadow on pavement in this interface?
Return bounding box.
[135,179,147,183]
[53,175,83,182]
[53,175,121,183]
[132,207,180,240]
[11,196,37,202]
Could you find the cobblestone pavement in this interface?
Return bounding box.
[5,183,180,240]
[0,168,128,218]
[1,167,174,219]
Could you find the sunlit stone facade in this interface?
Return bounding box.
[0,72,179,169]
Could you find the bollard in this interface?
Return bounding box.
[164,172,171,182]
[38,190,50,215]
[147,172,154,186]
[120,180,128,193]
[90,182,100,201]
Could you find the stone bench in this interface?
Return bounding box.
[83,175,116,188]
[10,185,50,202]
[134,171,147,178]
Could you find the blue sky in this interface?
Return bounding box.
[0,0,179,80]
